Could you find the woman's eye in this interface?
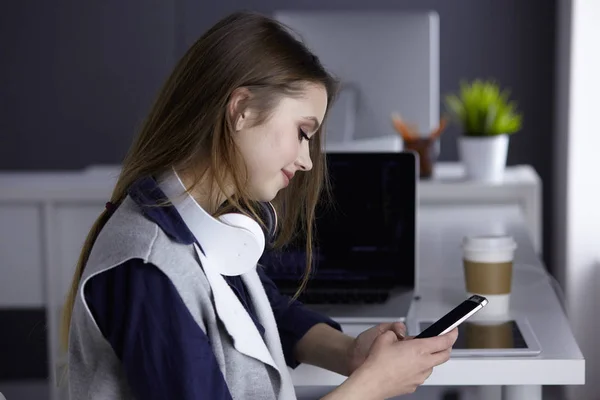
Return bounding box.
[298,128,311,142]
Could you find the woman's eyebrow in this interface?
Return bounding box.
[302,116,321,132]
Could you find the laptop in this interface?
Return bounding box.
[260,151,417,322]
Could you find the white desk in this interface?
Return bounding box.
[291,205,584,400]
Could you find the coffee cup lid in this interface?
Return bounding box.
[462,235,517,251]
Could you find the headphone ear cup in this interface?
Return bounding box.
[222,201,277,248]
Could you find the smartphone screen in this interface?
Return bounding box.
[415,295,488,338]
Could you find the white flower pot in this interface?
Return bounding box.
[458,134,510,183]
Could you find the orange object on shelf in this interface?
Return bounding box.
[391,114,448,178]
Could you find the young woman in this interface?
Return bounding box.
[61,11,457,400]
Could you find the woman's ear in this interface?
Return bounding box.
[228,87,253,132]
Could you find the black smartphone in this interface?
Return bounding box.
[415,295,488,339]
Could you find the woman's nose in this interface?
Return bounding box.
[295,142,313,171]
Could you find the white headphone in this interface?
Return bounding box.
[158,168,277,276]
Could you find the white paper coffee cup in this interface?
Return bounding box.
[462,235,517,317]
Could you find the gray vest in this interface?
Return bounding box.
[67,196,296,399]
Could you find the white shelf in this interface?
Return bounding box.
[419,163,542,254]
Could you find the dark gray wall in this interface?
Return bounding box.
[1,0,557,267]
[0,0,176,170]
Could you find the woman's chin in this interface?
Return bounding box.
[261,191,279,203]
[248,188,279,203]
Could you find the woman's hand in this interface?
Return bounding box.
[323,328,458,400]
[346,322,407,375]
[359,328,458,399]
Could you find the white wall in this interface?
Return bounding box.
[555,0,600,398]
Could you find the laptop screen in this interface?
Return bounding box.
[260,152,416,293]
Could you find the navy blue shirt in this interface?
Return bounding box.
[84,177,341,400]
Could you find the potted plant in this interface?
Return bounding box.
[444,79,523,183]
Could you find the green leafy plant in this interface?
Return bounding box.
[444,79,523,137]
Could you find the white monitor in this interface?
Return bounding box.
[274,10,440,153]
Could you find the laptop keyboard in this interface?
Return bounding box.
[280,288,391,305]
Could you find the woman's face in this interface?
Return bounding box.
[233,83,328,202]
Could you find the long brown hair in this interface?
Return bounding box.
[60,11,338,350]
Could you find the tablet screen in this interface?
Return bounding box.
[418,320,528,349]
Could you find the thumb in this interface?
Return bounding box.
[390,321,407,339]
[375,330,399,346]
[376,321,407,340]
[375,322,394,333]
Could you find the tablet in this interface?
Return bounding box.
[416,316,542,357]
